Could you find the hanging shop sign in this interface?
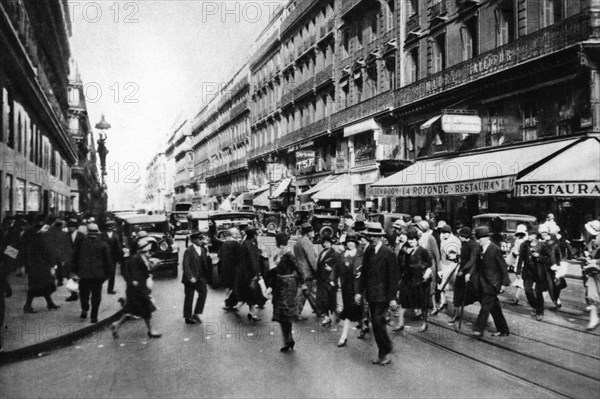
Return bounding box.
[515,182,600,197]
[369,176,515,197]
[441,114,482,134]
[352,170,379,185]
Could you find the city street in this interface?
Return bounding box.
[1,242,599,399]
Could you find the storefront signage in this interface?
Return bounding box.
[442,114,481,134]
[369,177,514,197]
[331,201,342,208]
[296,150,315,159]
[352,170,379,185]
[289,140,314,152]
[516,182,600,197]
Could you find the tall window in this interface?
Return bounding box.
[431,34,446,73]
[495,1,515,46]
[461,18,478,61]
[356,19,363,49]
[406,48,418,84]
[370,13,378,42]
[342,29,350,58]
[386,0,396,31]
[385,56,397,90]
[542,0,563,28]
[355,78,363,103]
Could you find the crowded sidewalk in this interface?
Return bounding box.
[1,272,125,357]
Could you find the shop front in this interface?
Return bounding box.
[369,137,583,229]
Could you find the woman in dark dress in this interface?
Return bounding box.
[397,228,432,332]
[110,237,161,339]
[238,228,264,321]
[316,235,338,326]
[266,232,304,352]
[335,233,363,347]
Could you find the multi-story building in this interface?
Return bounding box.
[144,150,166,213]
[191,64,251,206]
[67,58,101,215]
[157,0,599,237]
[0,0,78,221]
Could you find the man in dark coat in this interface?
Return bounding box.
[293,222,317,320]
[238,228,264,321]
[101,220,123,295]
[73,223,112,323]
[21,216,60,313]
[65,218,85,301]
[466,226,510,337]
[45,219,71,287]
[449,227,480,323]
[182,231,211,324]
[219,228,242,311]
[356,223,399,366]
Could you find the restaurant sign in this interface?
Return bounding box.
[369,176,515,197]
[516,182,600,197]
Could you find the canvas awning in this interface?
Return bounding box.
[232,192,247,206]
[271,178,292,198]
[515,137,600,197]
[312,174,354,201]
[369,138,579,197]
[420,115,442,130]
[252,190,270,207]
[343,118,380,137]
[300,175,338,196]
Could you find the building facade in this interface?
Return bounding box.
[0,0,78,221]
[151,0,600,238]
[67,58,101,215]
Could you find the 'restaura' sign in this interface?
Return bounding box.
[368,177,515,197]
[515,182,600,197]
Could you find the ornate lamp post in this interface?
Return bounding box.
[265,153,276,200]
[95,115,111,221]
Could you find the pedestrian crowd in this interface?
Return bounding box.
[1,210,600,365]
[207,210,600,365]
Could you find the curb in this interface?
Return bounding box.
[0,309,124,365]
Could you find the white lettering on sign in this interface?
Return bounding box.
[368,177,515,197]
[516,183,600,197]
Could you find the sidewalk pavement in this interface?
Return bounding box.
[0,272,125,363]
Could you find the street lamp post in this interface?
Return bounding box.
[95,115,111,222]
[266,153,276,201]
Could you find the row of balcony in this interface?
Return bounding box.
[280,0,321,37]
[339,26,400,71]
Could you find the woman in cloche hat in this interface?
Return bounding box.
[335,233,363,347]
[395,228,433,332]
[111,237,162,339]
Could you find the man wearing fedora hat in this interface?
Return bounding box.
[101,220,123,295]
[181,231,211,324]
[466,226,510,337]
[294,222,318,320]
[355,223,399,365]
[65,218,85,302]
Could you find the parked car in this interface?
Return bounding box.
[472,213,538,253]
[262,211,282,235]
[366,212,411,232]
[116,214,179,278]
[312,214,341,242]
[294,210,311,226]
[187,210,210,233]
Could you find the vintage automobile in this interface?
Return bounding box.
[186,210,256,287]
[116,214,179,278]
[311,214,341,241]
[294,210,311,226]
[366,212,412,232]
[262,211,282,235]
[170,202,193,236]
[472,213,538,253]
[187,210,210,233]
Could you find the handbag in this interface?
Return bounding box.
[249,277,268,305]
[65,278,79,293]
[258,276,269,298]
